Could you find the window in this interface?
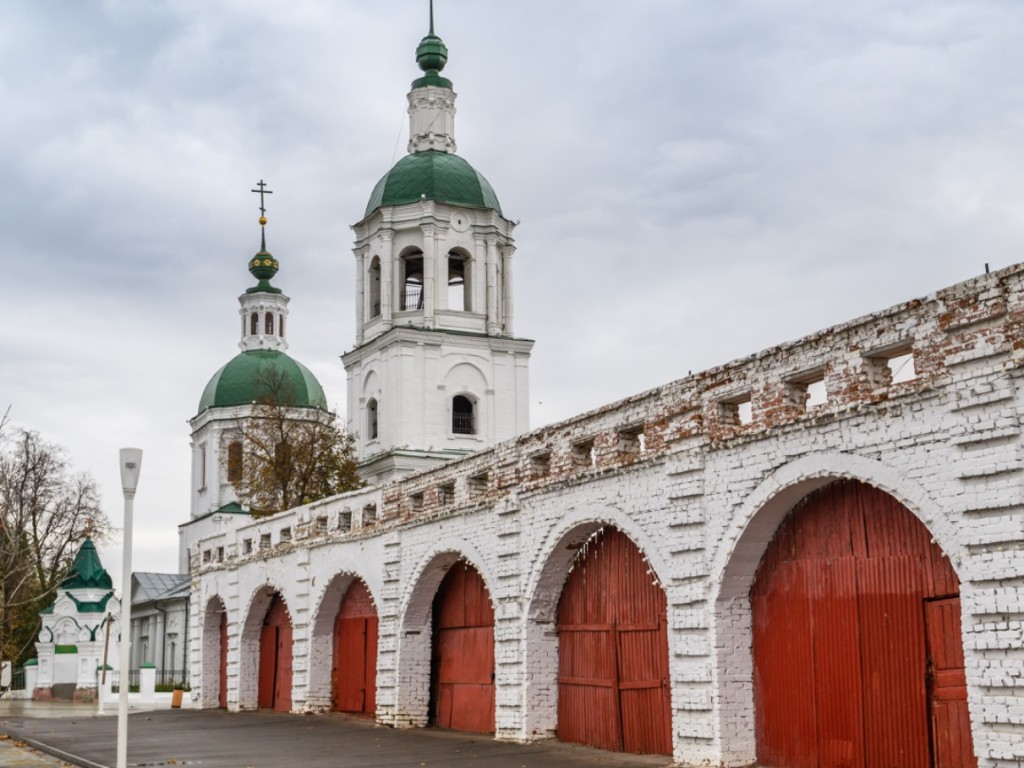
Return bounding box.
[265,312,274,335]
[530,451,551,479]
[786,370,827,410]
[437,481,456,506]
[368,256,382,318]
[278,315,285,338]
[250,313,258,335]
[242,538,253,555]
[448,252,470,311]
[362,503,377,527]
[339,509,353,532]
[227,441,243,483]
[367,398,379,440]
[452,395,475,435]
[720,393,753,426]
[468,471,489,498]
[199,444,207,489]
[571,438,596,467]
[400,250,424,311]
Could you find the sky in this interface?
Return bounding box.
[2,0,1022,584]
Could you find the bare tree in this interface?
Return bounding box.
[228,369,362,517]
[0,425,108,666]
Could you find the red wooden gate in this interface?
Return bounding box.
[218,611,228,708]
[556,528,671,755]
[752,479,975,768]
[257,594,292,712]
[333,580,378,716]
[926,598,978,768]
[430,563,495,734]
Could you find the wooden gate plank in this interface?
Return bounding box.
[431,564,495,734]
[557,529,671,756]
[926,598,978,768]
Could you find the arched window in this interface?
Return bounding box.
[227,441,243,483]
[265,312,274,335]
[279,315,285,338]
[400,250,424,311]
[367,398,379,440]
[452,395,475,435]
[448,252,470,311]
[368,257,382,318]
[250,313,259,335]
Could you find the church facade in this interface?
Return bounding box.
[184,18,1022,768]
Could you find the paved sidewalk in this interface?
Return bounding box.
[0,707,674,768]
[0,733,75,767]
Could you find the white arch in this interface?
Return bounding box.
[237,581,294,711]
[443,361,489,394]
[200,595,227,709]
[306,571,381,711]
[709,450,961,766]
[389,538,499,729]
[520,504,673,742]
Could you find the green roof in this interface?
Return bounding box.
[365,151,502,218]
[198,349,327,415]
[60,539,112,590]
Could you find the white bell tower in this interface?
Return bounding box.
[343,14,533,483]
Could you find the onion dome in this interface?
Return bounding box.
[197,349,327,414]
[364,150,501,218]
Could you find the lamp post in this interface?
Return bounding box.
[117,448,142,768]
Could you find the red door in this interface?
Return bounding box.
[752,479,975,768]
[257,594,292,712]
[333,580,378,716]
[926,598,977,768]
[556,528,671,755]
[218,611,228,708]
[430,563,495,734]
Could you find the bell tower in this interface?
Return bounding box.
[343,11,533,483]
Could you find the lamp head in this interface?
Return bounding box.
[119,448,143,494]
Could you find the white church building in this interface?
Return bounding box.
[176,16,1023,768]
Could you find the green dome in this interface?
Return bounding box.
[198,350,328,414]
[364,150,502,218]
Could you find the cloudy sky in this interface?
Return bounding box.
[2,0,1022,582]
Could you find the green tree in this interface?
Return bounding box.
[227,372,362,517]
[0,413,108,666]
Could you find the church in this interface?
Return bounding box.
[178,13,1022,768]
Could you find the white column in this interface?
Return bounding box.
[380,231,394,328]
[501,245,516,336]
[484,237,499,335]
[422,224,436,328]
[355,247,366,345]
[131,619,142,669]
[155,611,166,673]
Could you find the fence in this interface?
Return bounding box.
[103,668,189,693]
[106,669,140,693]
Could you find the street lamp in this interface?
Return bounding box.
[117,448,142,768]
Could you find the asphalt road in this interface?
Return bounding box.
[0,709,674,768]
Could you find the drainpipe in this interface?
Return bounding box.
[183,589,189,684]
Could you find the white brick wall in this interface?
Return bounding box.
[188,264,1024,766]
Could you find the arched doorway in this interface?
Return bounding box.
[333,579,378,716]
[258,593,292,712]
[556,527,672,755]
[429,562,495,734]
[752,479,975,768]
